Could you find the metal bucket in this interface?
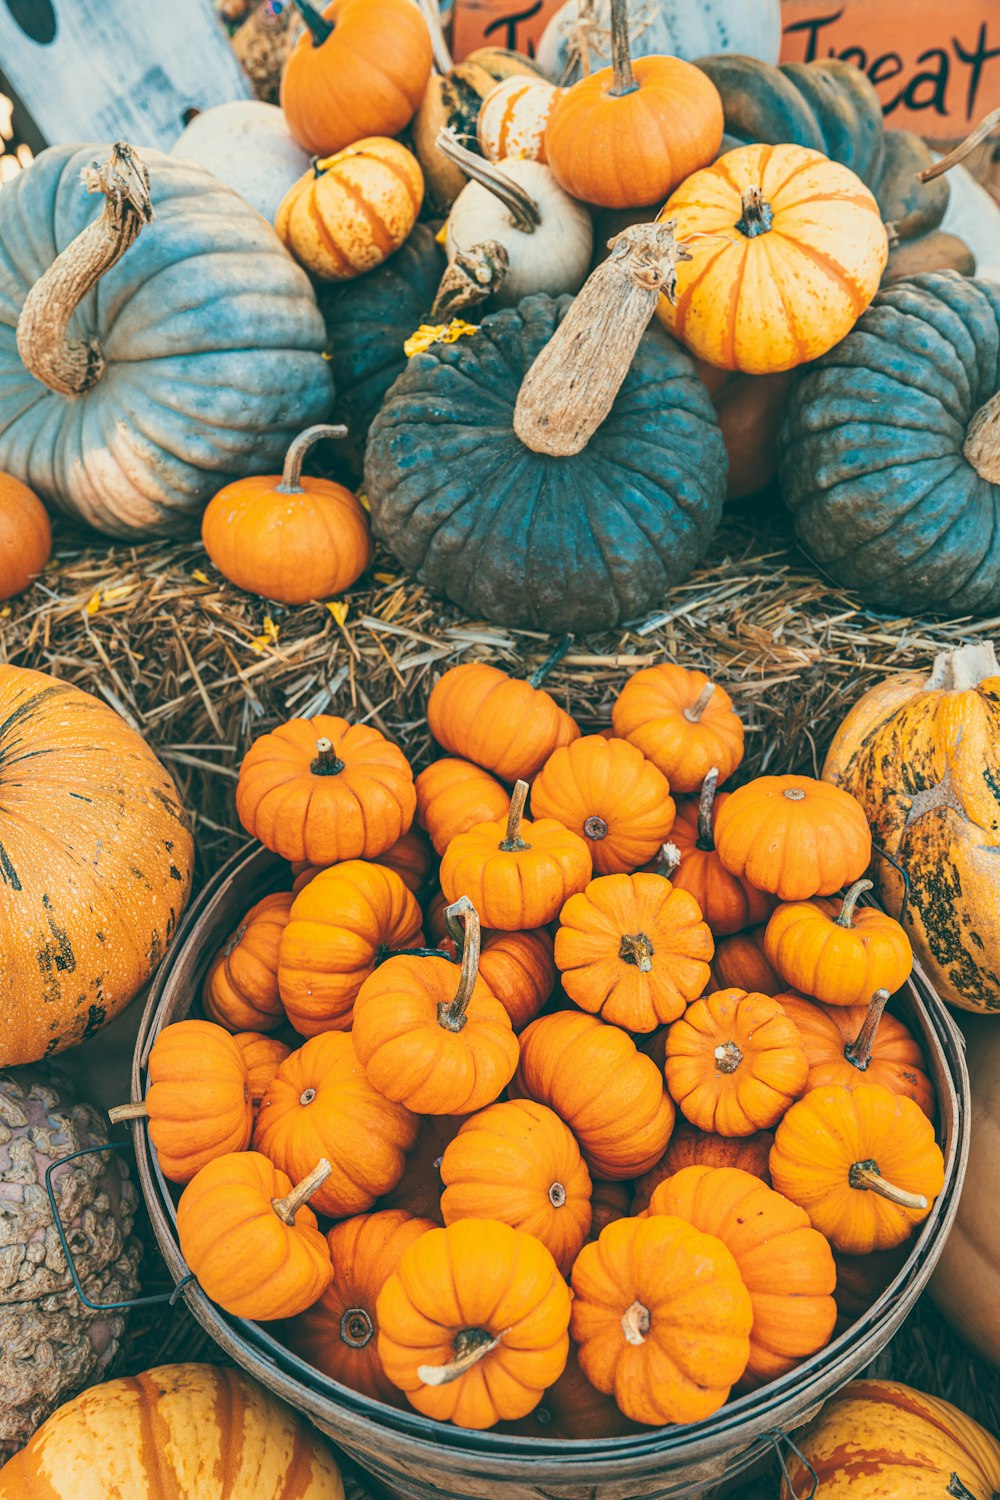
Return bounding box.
[125,842,971,1500]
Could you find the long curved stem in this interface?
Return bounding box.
[834,879,874,929]
[696,767,720,851]
[848,1159,928,1212]
[277,424,347,493]
[607,0,637,96]
[844,989,890,1070]
[437,898,482,1032]
[435,130,541,232]
[918,107,1000,181]
[271,1158,332,1223]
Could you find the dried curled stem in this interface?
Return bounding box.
[278,425,347,492]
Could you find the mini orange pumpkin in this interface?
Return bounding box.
[253,1031,418,1217]
[376,1218,572,1428]
[201,425,371,603]
[378,1114,462,1224]
[714,775,872,900]
[530,735,676,876]
[778,990,934,1117]
[292,828,433,897]
[473,927,556,1033]
[832,1244,909,1332]
[285,1208,435,1403]
[711,924,782,994]
[667,769,776,935]
[0,471,50,601]
[415,758,510,857]
[278,860,423,1035]
[632,1121,773,1212]
[588,1178,632,1239]
[612,664,743,793]
[503,1348,637,1440]
[440,781,591,931]
[513,1010,675,1180]
[109,1020,253,1184]
[427,662,579,782]
[202,891,293,1033]
[440,1100,592,1276]
[555,872,713,1033]
[352,898,519,1114]
[237,714,416,865]
[664,989,809,1136]
[176,1152,333,1321]
[764,879,913,1006]
[648,1166,836,1386]
[769,1082,945,1253]
[233,1033,293,1113]
[570,1213,752,1425]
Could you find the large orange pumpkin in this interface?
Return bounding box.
[0,472,50,600]
[530,735,676,876]
[714,774,872,901]
[667,769,775,935]
[203,891,292,1033]
[427,662,579,783]
[612,664,743,793]
[0,665,194,1065]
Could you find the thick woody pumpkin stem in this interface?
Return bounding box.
[291,0,333,44]
[311,737,346,775]
[848,1159,928,1212]
[108,1101,149,1123]
[652,842,681,879]
[435,131,541,233]
[844,989,891,1071]
[607,0,637,96]
[621,1299,651,1344]
[271,1157,333,1224]
[619,932,654,972]
[501,780,531,852]
[17,142,152,396]
[964,390,1000,484]
[278,424,348,493]
[696,767,720,851]
[835,879,874,929]
[684,682,715,723]
[926,640,1000,692]
[437,897,482,1032]
[735,186,774,239]
[418,1325,506,1385]
[714,1040,743,1075]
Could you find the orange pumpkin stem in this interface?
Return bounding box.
[618,932,654,973]
[438,897,482,1032]
[107,1100,149,1124]
[271,1156,333,1224]
[848,1159,928,1212]
[418,1325,506,1385]
[435,130,541,233]
[607,0,637,97]
[683,681,715,723]
[834,878,874,929]
[291,0,333,45]
[311,736,346,776]
[500,780,531,852]
[696,766,720,851]
[278,424,348,493]
[621,1299,651,1345]
[844,989,891,1072]
[713,1040,743,1075]
[340,1307,375,1348]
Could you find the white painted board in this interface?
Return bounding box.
[938,160,1000,285]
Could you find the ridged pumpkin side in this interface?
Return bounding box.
[203,891,292,1032]
[427,663,579,783]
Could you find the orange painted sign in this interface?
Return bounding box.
[451,0,561,62]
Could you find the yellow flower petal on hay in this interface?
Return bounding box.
[326,601,349,626]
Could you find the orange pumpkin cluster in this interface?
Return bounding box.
[124,658,945,1435]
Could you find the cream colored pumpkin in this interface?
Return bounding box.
[172,101,311,224]
[477,78,560,165]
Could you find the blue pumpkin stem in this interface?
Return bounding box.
[736,187,774,239]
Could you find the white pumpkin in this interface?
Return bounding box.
[477,77,561,165]
[172,101,311,223]
[537,0,781,85]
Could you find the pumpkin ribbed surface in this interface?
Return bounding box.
[531,736,676,876]
[203,891,292,1033]
[427,664,579,783]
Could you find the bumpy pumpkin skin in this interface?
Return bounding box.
[823,645,1000,1013]
[365,295,727,633]
[0,146,332,538]
[0,1363,347,1499]
[427,663,580,783]
[780,274,1000,617]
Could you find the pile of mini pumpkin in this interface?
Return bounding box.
[115,657,946,1434]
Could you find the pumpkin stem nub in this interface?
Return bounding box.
[735,187,774,239]
[311,737,346,775]
[435,131,541,234]
[619,932,655,972]
[844,989,891,1072]
[548,1181,567,1208]
[834,878,874,929]
[696,766,720,850]
[964,390,1000,484]
[652,841,681,880]
[584,814,609,841]
[848,1158,928,1212]
[607,0,638,97]
[621,1299,651,1345]
[783,787,806,802]
[684,681,715,723]
[340,1307,375,1348]
[437,897,482,1032]
[108,1100,149,1124]
[714,1040,743,1075]
[291,0,334,45]
[500,780,531,852]
[945,1476,980,1500]
[16,142,152,397]
[271,1157,333,1224]
[278,424,348,493]
[418,1325,506,1385]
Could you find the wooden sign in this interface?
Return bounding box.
[779,1,1000,140]
[0,0,251,153]
[451,0,561,61]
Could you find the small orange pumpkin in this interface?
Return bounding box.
[667,769,776,935]
[632,1121,773,1212]
[202,891,292,1033]
[376,1219,572,1428]
[176,1151,333,1321]
[555,872,713,1032]
[440,1100,592,1276]
[237,714,416,865]
[253,1030,418,1217]
[440,780,591,931]
[0,472,50,601]
[109,1020,253,1184]
[278,860,423,1035]
[513,1010,675,1180]
[292,828,433,897]
[476,927,556,1033]
[588,1178,632,1240]
[570,1214,752,1425]
[415,758,510,857]
[833,1244,909,1332]
[530,735,676,876]
[201,425,371,602]
[285,1209,435,1403]
[714,775,872,901]
[352,898,519,1114]
[664,989,809,1136]
[778,990,934,1117]
[427,662,579,783]
[233,1033,293,1113]
[764,879,913,1006]
[769,1082,945,1253]
[378,1113,462,1224]
[612,664,743,793]
[503,1348,637,1440]
[711,924,783,994]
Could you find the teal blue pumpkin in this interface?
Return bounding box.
[0,143,332,537]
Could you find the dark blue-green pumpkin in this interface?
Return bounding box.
[780,272,1000,615]
[364,294,728,633]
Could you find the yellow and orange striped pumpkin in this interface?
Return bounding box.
[477,76,560,164]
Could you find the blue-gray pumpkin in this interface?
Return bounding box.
[0,142,333,537]
[780,271,1000,615]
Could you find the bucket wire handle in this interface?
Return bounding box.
[768,1428,818,1500]
[871,840,911,928]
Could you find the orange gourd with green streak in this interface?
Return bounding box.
[778,990,934,1117]
[612,664,743,793]
[764,878,913,1006]
[203,891,292,1033]
[415,757,510,856]
[769,1082,944,1253]
[440,1100,592,1275]
[648,1166,836,1386]
[658,143,887,374]
[428,662,579,782]
[376,1219,572,1428]
[711,924,782,993]
[632,1121,773,1212]
[352,899,519,1114]
[176,1152,333,1320]
[555,872,713,1032]
[530,735,676,875]
[714,774,872,900]
[233,1033,293,1113]
[286,1209,435,1404]
[253,1031,418,1217]
[666,768,775,935]
[570,1214,752,1426]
